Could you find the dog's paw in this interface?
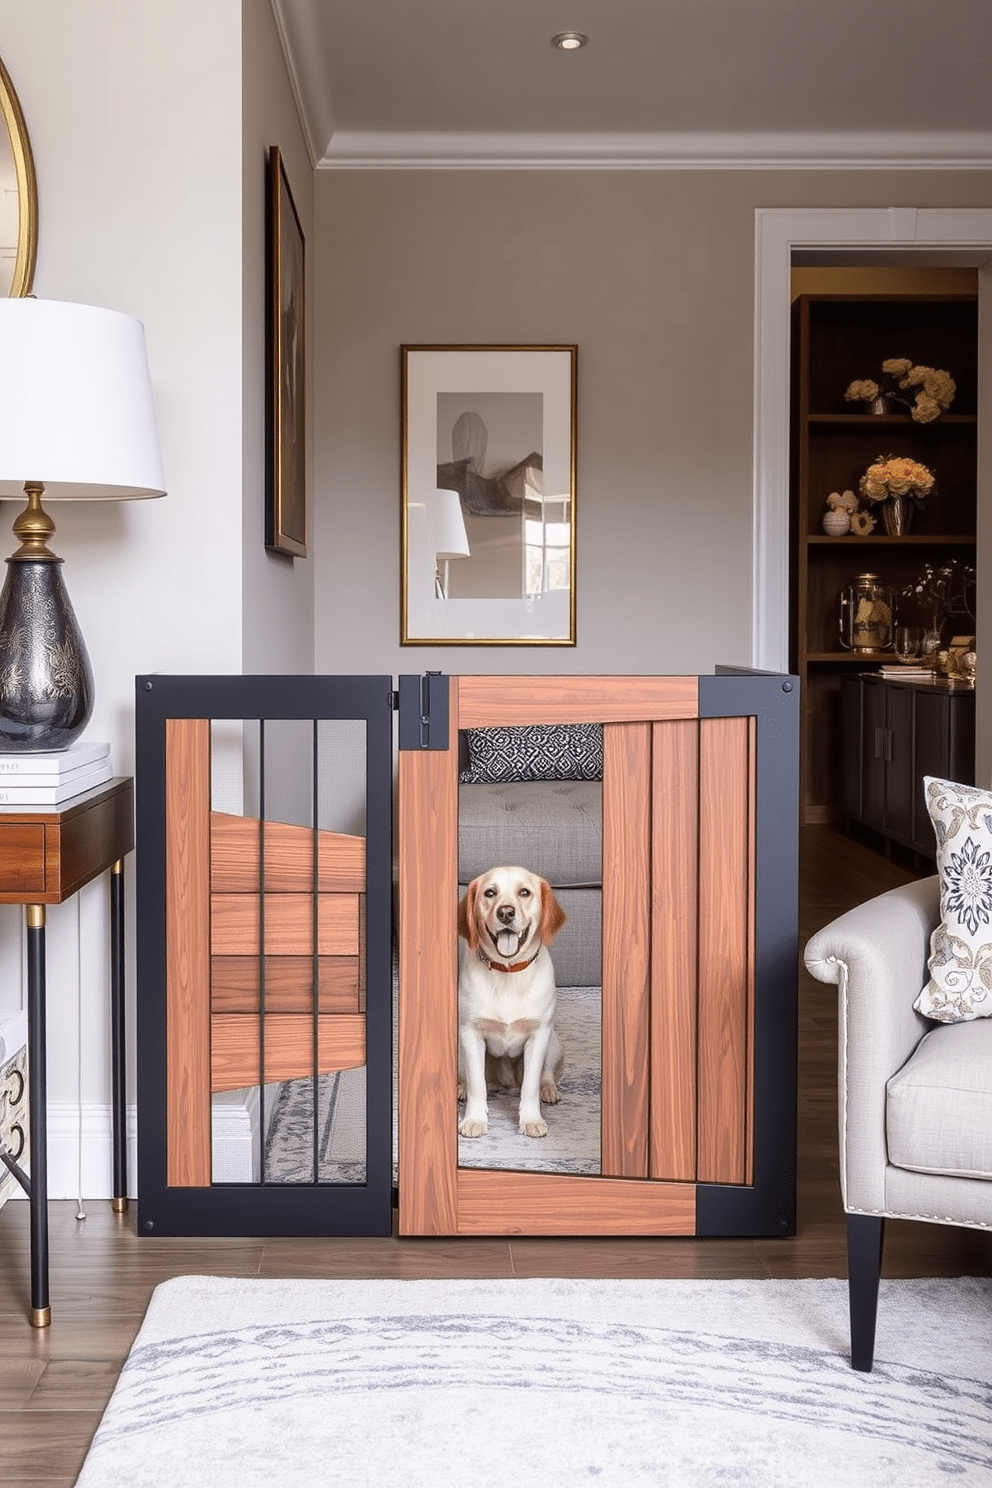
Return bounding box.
[459,1117,488,1138]
[540,1079,561,1104]
[520,1118,548,1138]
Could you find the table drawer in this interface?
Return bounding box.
[0,825,46,893]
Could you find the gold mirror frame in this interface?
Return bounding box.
[0,55,37,298]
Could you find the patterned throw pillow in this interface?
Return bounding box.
[915,776,992,1023]
[460,724,604,784]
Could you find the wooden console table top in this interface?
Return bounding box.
[0,778,134,904]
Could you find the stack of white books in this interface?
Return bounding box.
[876,665,936,680]
[0,741,113,807]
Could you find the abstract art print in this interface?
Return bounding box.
[401,346,576,644]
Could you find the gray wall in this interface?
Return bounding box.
[312,169,991,678]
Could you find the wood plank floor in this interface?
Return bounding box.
[2,825,990,1484]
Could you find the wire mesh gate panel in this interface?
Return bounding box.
[135,675,393,1237]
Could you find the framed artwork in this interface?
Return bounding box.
[401,345,577,645]
[265,146,306,557]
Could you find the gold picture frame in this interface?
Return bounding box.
[265,146,306,558]
[401,345,577,645]
[0,54,38,299]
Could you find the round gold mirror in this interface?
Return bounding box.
[0,56,36,298]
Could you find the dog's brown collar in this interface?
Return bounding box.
[476,946,541,975]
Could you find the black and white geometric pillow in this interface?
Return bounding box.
[460,724,604,784]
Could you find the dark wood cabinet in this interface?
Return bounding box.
[841,674,974,858]
[791,293,977,825]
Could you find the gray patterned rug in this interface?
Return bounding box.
[76,1274,992,1487]
[264,985,602,1183]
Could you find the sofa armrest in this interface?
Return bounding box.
[804,876,939,1213]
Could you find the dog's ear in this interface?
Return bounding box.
[539,878,567,943]
[458,879,480,948]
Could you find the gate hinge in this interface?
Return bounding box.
[397,672,449,751]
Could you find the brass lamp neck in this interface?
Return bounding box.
[11,482,59,561]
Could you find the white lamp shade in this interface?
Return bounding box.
[0,297,165,499]
[429,487,470,560]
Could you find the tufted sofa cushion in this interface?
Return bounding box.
[458,780,602,887]
[886,1018,992,1181]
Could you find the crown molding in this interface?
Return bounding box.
[269,0,334,166]
[318,129,992,171]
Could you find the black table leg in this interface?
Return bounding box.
[110,859,128,1212]
[26,903,50,1328]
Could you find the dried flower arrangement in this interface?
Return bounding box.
[858,455,935,509]
[844,359,956,423]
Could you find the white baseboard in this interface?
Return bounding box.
[5,1101,138,1202]
[6,1092,265,1200]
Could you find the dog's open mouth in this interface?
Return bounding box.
[490,926,524,959]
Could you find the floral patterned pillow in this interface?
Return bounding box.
[915,776,992,1022]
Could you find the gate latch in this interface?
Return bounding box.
[397,672,449,751]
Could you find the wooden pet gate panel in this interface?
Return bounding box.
[398,675,763,1237]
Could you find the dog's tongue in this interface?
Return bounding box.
[496,929,519,958]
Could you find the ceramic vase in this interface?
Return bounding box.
[0,557,94,750]
[822,509,850,536]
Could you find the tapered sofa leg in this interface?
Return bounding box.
[847,1212,885,1372]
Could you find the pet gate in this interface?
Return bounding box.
[136,669,798,1238]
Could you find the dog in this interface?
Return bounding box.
[457,866,567,1138]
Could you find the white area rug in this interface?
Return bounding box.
[76,1275,992,1487]
[265,984,602,1183]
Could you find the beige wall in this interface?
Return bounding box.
[242,0,315,673]
[313,170,991,678]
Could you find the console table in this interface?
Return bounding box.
[0,777,133,1326]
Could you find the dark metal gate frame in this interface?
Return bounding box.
[135,674,395,1237]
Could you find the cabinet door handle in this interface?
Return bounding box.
[874,726,885,759]
[884,729,894,763]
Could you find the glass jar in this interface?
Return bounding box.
[838,573,895,654]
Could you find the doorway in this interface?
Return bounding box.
[752,207,992,804]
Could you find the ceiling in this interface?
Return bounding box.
[270,0,992,169]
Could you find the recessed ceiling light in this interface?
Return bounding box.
[551,32,588,51]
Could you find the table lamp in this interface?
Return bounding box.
[429,487,470,599]
[0,298,165,750]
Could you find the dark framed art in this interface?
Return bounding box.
[401,345,577,645]
[265,146,306,558]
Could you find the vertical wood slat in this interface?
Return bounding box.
[601,722,652,1178]
[165,718,212,1187]
[696,716,754,1185]
[397,678,460,1236]
[650,719,699,1180]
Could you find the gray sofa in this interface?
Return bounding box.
[457,734,603,989]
